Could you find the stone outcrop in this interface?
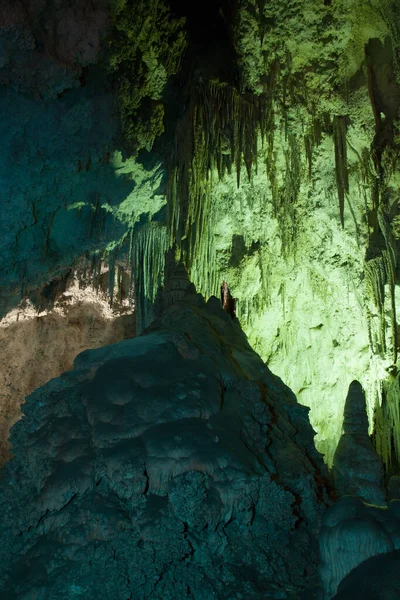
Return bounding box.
[388,475,400,501]
[0,0,109,97]
[0,281,331,599]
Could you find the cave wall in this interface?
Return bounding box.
[163,0,400,465]
[1,0,400,467]
[0,274,135,465]
[0,0,178,315]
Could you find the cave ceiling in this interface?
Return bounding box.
[1,0,400,465]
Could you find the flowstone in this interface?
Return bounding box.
[0,277,331,599]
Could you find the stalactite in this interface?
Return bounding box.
[313,115,323,148]
[266,147,278,212]
[117,265,124,304]
[365,187,398,360]
[374,375,400,474]
[108,249,116,307]
[359,147,376,186]
[132,222,168,333]
[365,254,388,355]
[88,252,100,293]
[271,133,302,255]
[333,116,349,227]
[304,134,313,178]
[378,206,398,362]
[167,78,273,301]
[364,207,398,362]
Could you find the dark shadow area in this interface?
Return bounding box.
[0,63,134,317]
[154,0,239,162]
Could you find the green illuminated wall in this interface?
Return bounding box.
[161,0,400,464]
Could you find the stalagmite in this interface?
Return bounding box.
[374,373,400,473]
[332,380,385,505]
[2,1,400,597]
[0,265,331,599]
[332,550,400,600]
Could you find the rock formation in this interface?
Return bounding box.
[1,0,400,467]
[0,272,135,465]
[1,2,400,597]
[318,496,400,599]
[0,276,331,599]
[332,380,385,505]
[388,475,400,501]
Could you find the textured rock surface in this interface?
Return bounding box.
[0,275,135,466]
[388,475,400,501]
[332,381,385,505]
[0,0,169,317]
[374,371,400,474]
[0,285,331,599]
[332,550,400,600]
[0,0,109,97]
[162,0,400,465]
[318,496,400,599]
[1,0,400,474]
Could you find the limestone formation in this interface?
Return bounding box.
[388,475,400,501]
[0,283,331,599]
[0,273,135,466]
[1,0,400,466]
[332,381,385,505]
[2,3,400,597]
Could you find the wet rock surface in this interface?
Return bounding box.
[332,550,400,600]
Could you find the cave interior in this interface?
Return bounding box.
[1,0,400,598]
